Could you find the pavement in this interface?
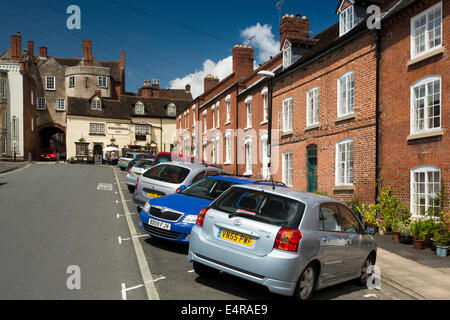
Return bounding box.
[0,161,28,174]
[375,234,450,300]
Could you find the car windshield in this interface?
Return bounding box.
[181,179,235,201]
[135,160,154,168]
[143,164,190,184]
[42,149,54,153]
[212,187,306,228]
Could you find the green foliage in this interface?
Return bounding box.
[355,203,378,227]
[376,186,411,230]
[69,157,76,164]
[434,228,449,247]
[397,221,412,237]
[411,220,428,240]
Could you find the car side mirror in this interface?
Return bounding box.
[365,227,376,235]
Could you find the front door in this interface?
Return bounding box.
[307,145,318,193]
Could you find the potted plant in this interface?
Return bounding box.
[412,220,426,250]
[434,228,449,257]
[391,219,401,241]
[422,219,438,248]
[398,222,413,244]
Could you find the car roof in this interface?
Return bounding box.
[206,175,285,186]
[152,161,225,171]
[227,184,344,205]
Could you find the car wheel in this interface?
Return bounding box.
[356,255,375,286]
[120,167,126,171]
[136,207,141,213]
[193,261,219,278]
[128,186,135,193]
[294,264,316,300]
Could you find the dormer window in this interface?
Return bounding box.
[91,97,102,110]
[135,102,145,115]
[340,5,355,36]
[283,45,292,69]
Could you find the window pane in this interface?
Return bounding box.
[320,204,342,232]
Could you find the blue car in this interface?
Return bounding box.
[139,176,287,244]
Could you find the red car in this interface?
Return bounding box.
[40,148,57,161]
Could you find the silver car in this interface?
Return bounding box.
[188,184,377,300]
[126,159,156,193]
[133,162,228,211]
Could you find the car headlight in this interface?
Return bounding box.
[143,202,151,213]
[182,215,198,225]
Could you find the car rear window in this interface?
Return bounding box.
[135,160,154,168]
[212,187,305,228]
[123,153,133,159]
[181,179,235,201]
[143,164,190,184]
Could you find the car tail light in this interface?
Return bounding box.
[135,176,140,190]
[273,228,302,252]
[196,207,210,227]
[128,168,131,174]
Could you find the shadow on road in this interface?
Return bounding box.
[144,236,189,255]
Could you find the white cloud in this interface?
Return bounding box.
[240,23,280,63]
[169,23,279,99]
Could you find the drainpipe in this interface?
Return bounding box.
[375,29,381,203]
[235,81,239,176]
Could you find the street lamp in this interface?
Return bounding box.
[257,70,275,180]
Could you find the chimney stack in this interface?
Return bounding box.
[39,46,48,59]
[185,84,191,93]
[204,74,220,93]
[82,39,93,66]
[27,40,34,61]
[232,45,254,81]
[121,50,125,69]
[11,32,22,61]
[280,14,310,50]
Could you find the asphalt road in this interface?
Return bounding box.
[0,163,414,300]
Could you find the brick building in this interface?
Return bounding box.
[379,0,449,217]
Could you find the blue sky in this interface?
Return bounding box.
[0,0,340,97]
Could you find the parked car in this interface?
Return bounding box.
[127,156,155,171]
[152,152,220,168]
[139,176,287,243]
[40,148,57,161]
[188,184,377,300]
[126,158,156,193]
[133,162,228,211]
[118,151,151,171]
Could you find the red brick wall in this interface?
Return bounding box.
[379,0,450,210]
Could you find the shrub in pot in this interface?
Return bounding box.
[398,222,413,244]
[412,220,427,250]
[434,229,449,257]
[391,219,402,241]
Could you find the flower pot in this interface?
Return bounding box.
[392,232,400,241]
[436,246,448,258]
[399,236,413,244]
[413,239,425,250]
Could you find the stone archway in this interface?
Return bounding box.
[37,124,66,160]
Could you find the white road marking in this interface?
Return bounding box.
[121,283,144,300]
[118,234,148,244]
[113,168,160,300]
[187,270,195,273]
[116,199,132,204]
[97,183,113,191]
[364,293,378,298]
[146,276,166,283]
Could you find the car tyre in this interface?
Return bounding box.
[136,207,141,213]
[294,264,316,300]
[193,261,219,278]
[356,255,375,286]
[120,167,126,171]
[128,185,135,193]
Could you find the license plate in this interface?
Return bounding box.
[148,218,171,231]
[147,192,162,198]
[218,229,254,247]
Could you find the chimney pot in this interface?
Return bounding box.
[39,46,48,58]
[11,32,22,61]
[82,39,93,66]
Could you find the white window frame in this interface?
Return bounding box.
[135,102,145,115]
[337,71,354,117]
[45,76,55,91]
[56,98,65,111]
[2,137,6,155]
[91,98,102,110]
[282,150,293,187]
[192,105,196,127]
[1,81,6,99]
[192,132,197,157]
[283,46,292,69]
[340,5,355,36]
[282,97,293,133]
[260,132,269,179]
[261,87,269,124]
[98,76,108,88]
[37,98,46,110]
[410,2,442,59]
[69,76,75,88]
[410,75,441,134]
[244,136,253,176]
[136,124,150,135]
[245,96,252,129]
[225,130,232,165]
[335,138,354,186]
[307,86,320,126]
[90,123,105,135]
[410,166,441,218]
[216,102,220,128]
[203,110,207,134]
[225,95,231,124]
[211,106,216,130]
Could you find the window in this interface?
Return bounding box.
[136,124,150,135]
[339,205,362,233]
[212,106,216,130]
[225,95,231,124]
[37,98,46,110]
[91,99,102,110]
[69,76,75,88]
[135,102,145,115]
[76,143,89,156]
[338,71,354,117]
[340,5,355,36]
[307,87,320,126]
[411,166,441,218]
[261,133,269,179]
[192,132,197,157]
[411,76,441,133]
[216,103,220,128]
[90,123,105,135]
[262,88,268,123]
[319,204,342,232]
[203,110,207,133]
[45,76,55,90]
[411,2,442,59]
[56,99,65,111]
[225,131,232,164]
[202,141,207,161]
[143,164,190,185]
[245,97,252,129]
[282,97,293,133]
[2,137,6,155]
[244,137,253,175]
[98,76,108,88]
[192,106,196,127]
[31,91,34,105]
[1,81,5,98]
[282,151,293,187]
[31,118,34,132]
[336,139,354,186]
[283,47,292,69]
